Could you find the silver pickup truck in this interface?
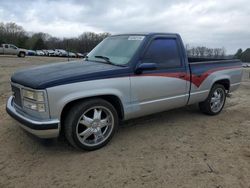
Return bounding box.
[0,44,26,57]
[6,33,243,150]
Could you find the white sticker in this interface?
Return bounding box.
[128,36,145,41]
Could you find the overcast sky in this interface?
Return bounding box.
[0,0,250,54]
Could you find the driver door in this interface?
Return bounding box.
[130,36,189,117]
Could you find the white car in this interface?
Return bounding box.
[36,50,45,56]
[47,50,56,56]
[68,52,76,58]
[76,53,84,58]
[242,63,250,68]
[42,50,49,56]
[55,49,68,57]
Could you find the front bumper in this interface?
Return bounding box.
[6,96,60,138]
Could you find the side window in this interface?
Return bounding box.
[5,44,9,48]
[10,45,17,49]
[143,38,182,68]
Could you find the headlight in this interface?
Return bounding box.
[22,89,46,112]
[23,100,46,112]
[23,89,45,102]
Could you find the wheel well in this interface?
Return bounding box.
[18,51,25,57]
[214,79,230,91]
[60,95,124,136]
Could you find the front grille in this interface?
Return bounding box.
[11,85,22,107]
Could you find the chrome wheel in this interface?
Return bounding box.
[210,88,225,113]
[76,106,114,147]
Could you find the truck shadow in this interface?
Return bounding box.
[120,104,200,129]
[0,55,23,58]
[24,104,201,153]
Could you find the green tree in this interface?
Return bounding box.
[241,49,250,62]
[0,22,28,48]
[33,37,46,50]
[1,22,111,52]
[234,48,243,59]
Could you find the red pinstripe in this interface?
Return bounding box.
[136,66,241,88]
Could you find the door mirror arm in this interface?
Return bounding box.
[135,62,157,74]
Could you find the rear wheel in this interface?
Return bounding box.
[18,52,25,57]
[64,99,119,151]
[199,84,226,115]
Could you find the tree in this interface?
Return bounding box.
[186,45,226,58]
[234,48,243,59]
[0,22,28,48]
[0,22,111,52]
[33,37,46,50]
[241,49,250,62]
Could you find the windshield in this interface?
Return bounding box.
[87,35,145,65]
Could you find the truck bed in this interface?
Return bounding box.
[188,57,233,63]
[186,58,242,106]
[188,58,242,78]
[188,58,241,85]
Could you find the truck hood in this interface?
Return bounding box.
[11,60,130,89]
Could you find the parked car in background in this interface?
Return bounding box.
[26,50,37,56]
[0,44,26,57]
[242,63,250,68]
[83,52,88,58]
[36,50,45,56]
[47,50,56,56]
[68,52,76,58]
[42,50,49,56]
[54,49,68,57]
[76,53,84,58]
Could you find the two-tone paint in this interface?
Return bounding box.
[6,33,243,138]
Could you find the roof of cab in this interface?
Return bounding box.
[111,32,179,37]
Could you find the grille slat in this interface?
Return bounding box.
[11,85,22,107]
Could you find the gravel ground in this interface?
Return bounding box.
[0,56,250,188]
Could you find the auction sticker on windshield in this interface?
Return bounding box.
[128,36,145,40]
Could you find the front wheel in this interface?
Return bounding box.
[64,99,119,151]
[199,84,226,115]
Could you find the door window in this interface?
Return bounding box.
[143,38,182,68]
[10,45,17,49]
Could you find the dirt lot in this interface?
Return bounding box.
[0,56,249,188]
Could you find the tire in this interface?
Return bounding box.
[199,84,226,115]
[64,98,119,151]
[18,52,25,58]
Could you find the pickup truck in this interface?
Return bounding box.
[6,33,243,150]
[0,44,26,57]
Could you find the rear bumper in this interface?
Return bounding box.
[6,96,60,138]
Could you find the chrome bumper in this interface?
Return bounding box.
[6,96,60,138]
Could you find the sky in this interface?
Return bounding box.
[0,0,250,54]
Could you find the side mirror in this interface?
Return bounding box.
[135,63,157,74]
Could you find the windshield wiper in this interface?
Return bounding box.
[95,55,110,62]
[94,55,126,67]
